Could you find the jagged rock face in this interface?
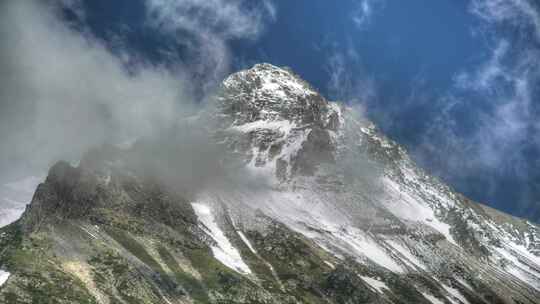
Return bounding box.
[219,64,327,126]
[1,63,540,304]
[217,63,337,181]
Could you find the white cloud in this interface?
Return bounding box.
[0,1,193,176]
[325,51,376,105]
[351,0,384,30]
[0,0,277,179]
[454,40,510,91]
[329,1,384,106]
[145,0,274,40]
[458,0,540,167]
[421,0,540,179]
[144,0,276,89]
[432,46,537,172]
[470,0,540,40]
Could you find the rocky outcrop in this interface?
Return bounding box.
[20,161,102,232]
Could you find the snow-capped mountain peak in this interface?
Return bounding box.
[217,63,341,182]
[213,64,540,302]
[1,64,539,304]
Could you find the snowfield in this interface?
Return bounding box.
[360,276,388,293]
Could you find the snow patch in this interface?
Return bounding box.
[79,225,99,240]
[0,270,10,287]
[360,276,387,293]
[385,240,427,271]
[382,177,457,246]
[231,119,294,135]
[333,228,404,273]
[191,202,251,274]
[422,293,445,304]
[442,284,469,304]
[237,231,257,254]
[324,261,335,269]
[256,65,315,98]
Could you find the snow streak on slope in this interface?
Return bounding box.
[324,227,404,273]
[191,202,252,274]
[442,284,470,304]
[385,240,427,271]
[421,293,445,304]
[0,271,9,287]
[237,231,257,254]
[360,276,388,293]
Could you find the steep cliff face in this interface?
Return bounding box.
[0,64,539,304]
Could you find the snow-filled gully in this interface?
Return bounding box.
[191,202,252,275]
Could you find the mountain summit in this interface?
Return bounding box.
[217,63,338,181]
[0,64,539,304]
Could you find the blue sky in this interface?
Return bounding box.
[1,0,539,221]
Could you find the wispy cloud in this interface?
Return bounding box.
[454,40,510,92]
[325,44,376,105]
[470,0,540,40]
[327,1,386,105]
[416,0,540,215]
[436,0,539,170]
[423,49,537,173]
[144,0,276,91]
[351,0,384,30]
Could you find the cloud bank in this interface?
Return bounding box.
[0,0,190,179]
[0,0,275,183]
